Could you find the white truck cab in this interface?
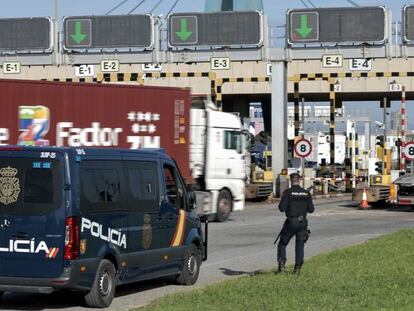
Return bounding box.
[190,97,246,221]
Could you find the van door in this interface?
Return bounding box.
[0,151,66,278]
[123,159,164,280]
[78,160,128,268]
[161,163,188,274]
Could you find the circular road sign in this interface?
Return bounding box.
[404,141,414,160]
[294,139,312,158]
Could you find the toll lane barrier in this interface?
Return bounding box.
[288,71,414,82]
[300,177,366,182]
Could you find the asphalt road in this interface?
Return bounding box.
[1,198,414,310]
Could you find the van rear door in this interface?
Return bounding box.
[0,150,66,278]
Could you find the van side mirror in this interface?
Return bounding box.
[188,190,196,210]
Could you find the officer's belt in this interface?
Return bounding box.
[287,215,306,222]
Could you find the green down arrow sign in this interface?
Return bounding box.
[295,15,313,38]
[176,18,192,41]
[71,21,86,44]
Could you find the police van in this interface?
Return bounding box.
[0,146,206,308]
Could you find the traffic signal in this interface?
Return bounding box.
[375,161,383,174]
[376,135,384,159]
[376,135,384,148]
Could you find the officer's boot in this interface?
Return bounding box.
[277,261,286,274]
[293,265,301,275]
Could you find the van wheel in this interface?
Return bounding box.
[216,189,232,222]
[177,244,201,285]
[84,259,116,308]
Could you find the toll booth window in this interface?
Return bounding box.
[224,131,242,153]
[163,164,185,210]
[126,161,159,212]
[81,166,123,212]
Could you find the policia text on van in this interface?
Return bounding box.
[0,147,207,308]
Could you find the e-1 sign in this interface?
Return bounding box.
[75,65,95,77]
[3,61,20,74]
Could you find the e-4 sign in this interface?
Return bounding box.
[323,55,343,68]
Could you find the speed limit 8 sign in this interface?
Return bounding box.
[294,139,312,158]
[404,142,414,160]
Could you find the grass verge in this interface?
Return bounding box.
[139,229,414,311]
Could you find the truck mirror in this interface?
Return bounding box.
[188,190,196,210]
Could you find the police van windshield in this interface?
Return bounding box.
[0,158,62,215]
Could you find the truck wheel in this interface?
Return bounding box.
[216,189,232,222]
[84,259,116,308]
[177,244,201,285]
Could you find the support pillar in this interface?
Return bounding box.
[271,61,288,196]
[365,121,371,151]
[294,82,300,138]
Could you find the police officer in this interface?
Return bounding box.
[277,173,314,274]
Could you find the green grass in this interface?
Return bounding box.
[138,229,414,311]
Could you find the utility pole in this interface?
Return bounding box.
[383,97,388,174]
[301,97,305,186]
[351,122,356,188]
[54,0,60,66]
[401,86,406,172]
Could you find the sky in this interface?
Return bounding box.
[0,0,412,130]
[0,0,405,23]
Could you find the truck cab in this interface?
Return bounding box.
[190,97,246,221]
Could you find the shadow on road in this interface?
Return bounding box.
[0,277,174,310]
[219,267,265,277]
[0,291,85,310]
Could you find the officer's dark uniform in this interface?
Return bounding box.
[277,173,314,273]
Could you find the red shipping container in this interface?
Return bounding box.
[0,79,191,180]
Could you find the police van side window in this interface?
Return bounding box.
[163,164,185,210]
[125,161,159,213]
[80,162,123,212]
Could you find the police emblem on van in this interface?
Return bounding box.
[0,166,21,205]
[142,214,152,250]
[81,217,127,249]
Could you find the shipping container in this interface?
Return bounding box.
[0,79,191,180]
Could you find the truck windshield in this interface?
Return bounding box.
[0,158,62,215]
